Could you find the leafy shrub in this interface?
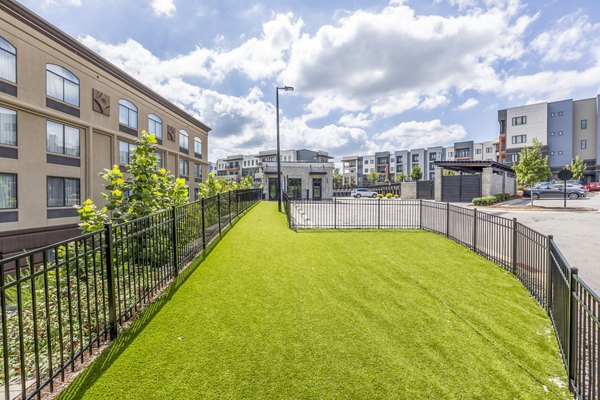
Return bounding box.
[386,193,393,199]
[377,193,384,198]
[472,193,511,206]
[393,194,399,199]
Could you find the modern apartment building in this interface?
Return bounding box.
[343,140,498,185]
[216,149,332,183]
[498,96,600,181]
[0,3,209,243]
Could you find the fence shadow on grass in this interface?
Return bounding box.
[56,207,251,400]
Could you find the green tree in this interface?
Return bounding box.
[198,172,223,198]
[76,131,188,233]
[366,169,380,184]
[333,168,343,187]
[395,172,407,182]
[565,156,587,181]
[238,175,255,190]
[443,170,456,176]
[513,138,551,206]
[410,165,423,182]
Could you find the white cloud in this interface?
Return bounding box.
[338,113,372,128]
[151,0,176,17]
[373,120,468,150]
[531,12,600,63]
[278,0,536,118]
[456,97,479,110]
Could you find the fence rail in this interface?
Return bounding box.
[0,189,261,400]
[284,195,599,399]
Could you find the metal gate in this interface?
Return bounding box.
[441,174,481,202]
[417,181,434,200]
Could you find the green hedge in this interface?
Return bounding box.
[472,193,510,206]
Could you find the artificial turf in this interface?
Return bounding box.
[60,202,570,399]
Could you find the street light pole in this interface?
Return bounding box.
[276,85,294,212]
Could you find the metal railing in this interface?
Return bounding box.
[0,189,261,400]
[285,196,599,399]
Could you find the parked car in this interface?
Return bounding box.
[523,183,587,200]
[351,188,377,198]
[587,182,600,191]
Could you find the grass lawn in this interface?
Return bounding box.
[60,202,569,399]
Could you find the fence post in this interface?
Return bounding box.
[228,190,232,225]
[546,235,553,311]
[512,218,518,275]
[568,267,579,389]
[103,223,118,340]
[473,208,477,251]
[334,197,337,229]
[171,206,178,276]
[217,193,222,234]
[419,199,423,229]
[201,198,207,251]
[445,202,450,238]
[236,191,239,217]
[377,198,381,229]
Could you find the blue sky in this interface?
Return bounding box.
[20,0,600,161]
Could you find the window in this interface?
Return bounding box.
[475,148,482,154]
[429,153,437,161]
[512,116,527,125]
[455,149,470,158]
[486,147,492,153]
[119,100,138,128]
[511,154,519,162]
[364,168,368,173]
[396,156,403,163]
[412,154,419,162]
[156,152,164,169]
[0,173,16,209]
[0,37,16,83]
[194,188,199,201]
[0,106,16,146]
[47,120,79,156]
[46,64,79,106]
[194,163,202,179]
[179,130,189,150]
[119,141,137,165]
[511,135,526,144]
[448,152,453,158]
[581,140,587,150]
[179,159,189,176]
[581,119,588,129]
[47,177,80,207]
[147,114,162,139]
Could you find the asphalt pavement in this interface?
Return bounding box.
[479,192,600,293]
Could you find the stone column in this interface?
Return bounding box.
[434,167,443,202]
[481,167,493,197]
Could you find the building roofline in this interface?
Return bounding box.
[0,1,211,133]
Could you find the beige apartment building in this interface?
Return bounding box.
[0,2,209,251]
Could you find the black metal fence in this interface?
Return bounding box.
[0,189,261,400]
[285,196,599,399]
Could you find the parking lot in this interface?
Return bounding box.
[479,192,600,293]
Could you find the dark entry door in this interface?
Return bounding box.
[268,178,278,200]
[288,178,302,199]
[312,179,322,200]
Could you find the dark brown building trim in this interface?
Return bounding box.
[0,211,18,223]
[46,97,80,117]
[119,124,138,136]
[0,81,17,97]
[47,153,81,167]
[0,146,17,159]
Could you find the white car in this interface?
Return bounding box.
[351,188,377,198]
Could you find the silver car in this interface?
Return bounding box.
[350,188,377,198]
